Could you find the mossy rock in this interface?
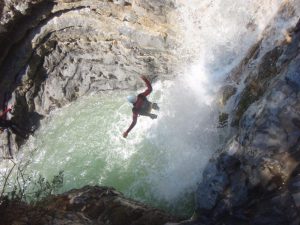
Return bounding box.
[231,86,259,127]
[220,85,237,106]
[218,112,229,128]
[231,47,283,126]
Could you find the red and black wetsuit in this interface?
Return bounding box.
[125,77,153,135]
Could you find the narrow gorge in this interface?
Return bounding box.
[0,0,300,225]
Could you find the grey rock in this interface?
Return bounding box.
[194,15,300,225]
[0,186,179,225]
[196,161,229,210]
[0,0,179,154]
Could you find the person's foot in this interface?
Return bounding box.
[150,114,158,119]
[152,103,160,111]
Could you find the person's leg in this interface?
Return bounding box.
[146,113,157,119]
[139,105,158,119]
[151,103,159,110]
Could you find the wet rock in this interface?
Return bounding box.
[231,46,283,126]
[219,85,237,107]
[194,17,300,225]
[0,186,179,225]
[218,112,229,128]
[196,161,229,211]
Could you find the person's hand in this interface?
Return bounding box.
[123,132,128,138]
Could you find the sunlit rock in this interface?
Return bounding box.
[0,0,179,154]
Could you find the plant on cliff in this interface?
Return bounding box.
[0,156,64,205]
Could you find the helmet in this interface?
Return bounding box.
[127,95,137,104]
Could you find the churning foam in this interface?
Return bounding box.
[139,0,285,208]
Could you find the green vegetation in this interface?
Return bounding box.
[0,156,64,205]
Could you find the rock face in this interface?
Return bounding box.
[0,0,179,157]
[0,186,179,225]
[193,8,300,225]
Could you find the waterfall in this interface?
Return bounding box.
[0,0,288,216]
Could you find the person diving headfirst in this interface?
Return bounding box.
[123,75,159,138]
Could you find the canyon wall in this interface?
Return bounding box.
[1,1,300,225]
[192,5,300,225]
[0,0,179,157]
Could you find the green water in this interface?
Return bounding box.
[18,89,187,216]
[17,81,219,216]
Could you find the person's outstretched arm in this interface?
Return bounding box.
[140,75,152,97]
[123,113,138,138]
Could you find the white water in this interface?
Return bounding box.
[1,0,288,216]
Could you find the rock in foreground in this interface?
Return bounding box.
[0,186,180,225]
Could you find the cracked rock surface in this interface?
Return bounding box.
[0,186,180,225]
[193,8,300,225]
[0,0,179,156]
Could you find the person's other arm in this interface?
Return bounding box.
[123,112,138,138]
[140,76,152,97]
